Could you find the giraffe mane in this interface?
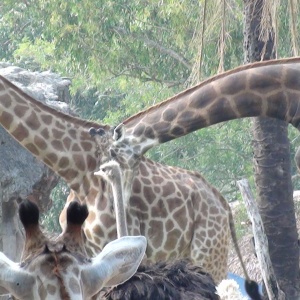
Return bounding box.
[51,252,72,300]
[123,56,300,125]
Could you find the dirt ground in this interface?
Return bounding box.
[228,198,300,283]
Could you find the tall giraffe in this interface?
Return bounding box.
[0,199,146,300]
[1,58,300,284]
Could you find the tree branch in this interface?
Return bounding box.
[112,26,192,70]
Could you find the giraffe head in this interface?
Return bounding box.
[0,199,147,300]
[111,123,145,168]
[88,126,115,164]
[90,124,142,170]
[89,125,142,208]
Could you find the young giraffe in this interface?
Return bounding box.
[0,199,146,300]
[2,58,300,284]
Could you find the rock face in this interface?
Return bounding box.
[0,63,72,262]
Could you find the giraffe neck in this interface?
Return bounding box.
[120,57,300,155]
[110,169,128,238]
[94,161,129,238]
[0,74,112,191]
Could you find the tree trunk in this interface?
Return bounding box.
[243,0,300,299]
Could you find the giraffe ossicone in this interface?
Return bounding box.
[0,199,146,300]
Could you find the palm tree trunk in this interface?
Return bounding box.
[243,0,300,298]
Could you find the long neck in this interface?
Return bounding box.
[123,57,300,154]
[0,75,111,190]
[111,172,128,238]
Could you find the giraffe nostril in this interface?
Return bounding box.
[110,149,117,158]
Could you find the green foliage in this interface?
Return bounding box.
[13,38,57,71]
[41,180,69,233]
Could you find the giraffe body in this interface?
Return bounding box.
[2,58,300,284]
[63,155,231,282]
[94,162,223,300]
[0,200,146,300]
[93,158,261,299]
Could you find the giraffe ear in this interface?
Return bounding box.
[113,123,125,141]
[81,235,147,297]
[0,252,35,299]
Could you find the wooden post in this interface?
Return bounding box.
[237,179,285,300]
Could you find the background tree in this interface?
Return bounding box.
[243,0,300,298]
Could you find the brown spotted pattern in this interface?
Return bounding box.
[87,153,231,282]
[107,58,300,282]
[0,75,111,198]
[0,74,233,282]
[96,158,230,281]
[2,58,300,285]
[118,57,300,154]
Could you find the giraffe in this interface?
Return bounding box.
[94,160,261,300]
[0,198,146,300]
[93,160,219,300]
[0,71,233,283]
[110,57,300,157]
[1,58,300,284]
